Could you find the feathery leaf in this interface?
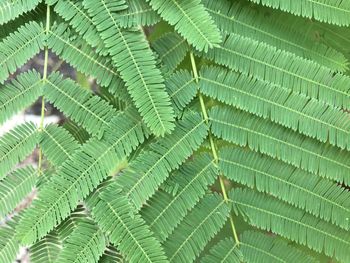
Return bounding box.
[201,238,242,263]
[0,122,37,179]
[231,188,350,262]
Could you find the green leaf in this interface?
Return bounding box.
[201,238,242,263]
[83,0,175,136]
[16,110,147,244]
[0,0,40,25]
[219,146,350,229]
[0,70,42,125]
[203,33,350,109]
[40,124,81,167]
[142,153,217,241]
[147,0,221,52]
[209,106,350,185]
[44,73,118,138]
[231,188,350,262]
[0,21,45,83]
[116,0,160,27]
[117,112,208,210]
[30,232,61,263]
[47,23,123,88]
[199,66,350,150]
[0,122,38,179]
[164,194,231,263]
[152,32,188,73]
[240,231,317,263]
[166,70,197,116]
[204,0,349,72]
[87,186,168,263]
[247,0,350,26]
[56,217,107,263]
[0,166,36,218]
[46,0,105,52]
[0,216,21,263]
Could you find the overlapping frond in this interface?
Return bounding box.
[220,146,350,229]
[209,106,350,185]
[0,166,36,218]
[30,232,61,263]
[16,110,147,244]
[116,0,160,27]
[247,0,350,26]
[83,0,175,136]
[0,0,40,25]
[40,124,80,167]
[0,216,21,263]
[0,70,42,125]
[166,70,197,116]
[164,194,231,263]
[204,0,349,72]
[199,66,350,150]
[99,246,124,263]
[0,21,45,83]
[116,113,208,210]
[44,73,117,138]
[152,32,188,73]
[47,23,123,88]
[87,186,168,263]
[240,231,317,263]
[46,0,104,51]
[201,238,242,263]
[203,33,350,109]
[230,188,350,262]
[0,122,37,179]
[142,153,217,241]
[56,217,107,263]
[147,0,221,52]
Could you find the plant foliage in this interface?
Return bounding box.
[0,0,350,262]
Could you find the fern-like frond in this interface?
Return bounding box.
[0,122,37,179]
[164,194,231,263]
[0,0,40,25]
[0,166,36,218]
[44,73,117,138]
[0,21,45,83]
[230,188,350,262]
[204,0,349,72]
[220,146,350,229]
[240,231,317,263]
[56,217,106,263]
[166,70,197,116]
[83,0,175,136]
[200,66,350,150]
[87,186,168,263]
[40,124,80,167]
[16,110,147,244]
[201,238,242,263]
[203,34,350,109]
[116,112,209,210]
[63,121,90,144]
[142,153,217,241]
[30,232,61,263]
[99,246,124,263]
[0,216,20,263]
[116,0,160,27]
[248,0,350,26]
[0,70,42,125]
[209,106,350,185]
[46,0,104,52]
[47,23,122,88]
[147,0,221,52]
[152,32,188,73]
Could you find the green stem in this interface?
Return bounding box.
[38,4,51,175]
[190,52,240,245]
